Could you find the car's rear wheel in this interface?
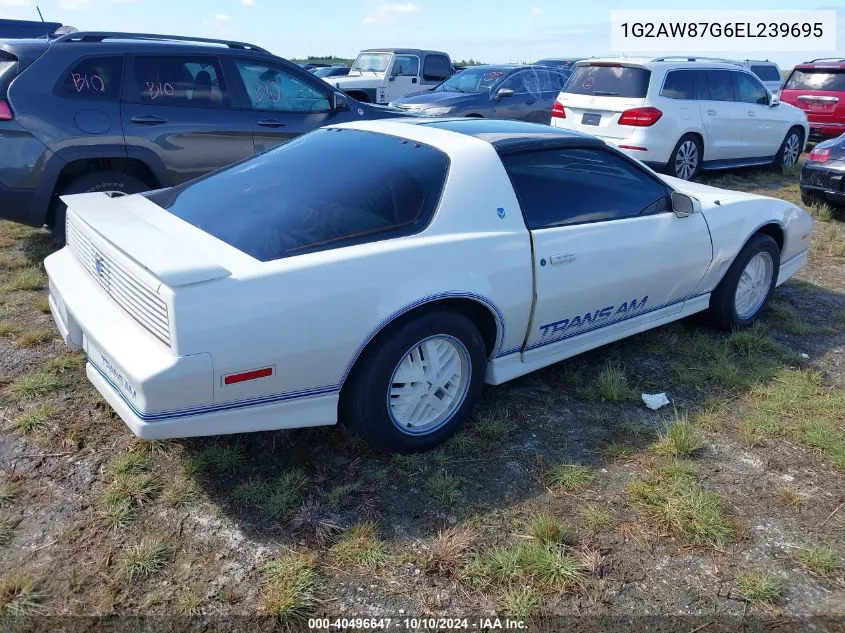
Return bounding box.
[774,127,803,171]
[707,233,780,331]
[342,310,487,453]
[50,171,148,243]
[668,134,702,181]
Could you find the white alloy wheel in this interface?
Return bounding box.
[734,252,774,319]
[782,132,801,168]
[387,335,472,436]
[674,140,699,180]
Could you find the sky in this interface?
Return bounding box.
[1,0,844,68]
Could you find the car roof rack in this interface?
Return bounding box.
[650,56,743,66]
[51,31,270,53]
[807,57,845,63]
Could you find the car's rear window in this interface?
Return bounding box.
[750,64,781,82]
[785,68,845,92]
[146,129,449,262]
[564,64,650,98]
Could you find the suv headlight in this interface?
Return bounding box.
[421,106,453,117]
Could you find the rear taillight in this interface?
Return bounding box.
[618,106,662,127]
[809,147,831,163]
[0,100,12,121]
[551,101,565,118]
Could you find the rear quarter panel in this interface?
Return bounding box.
[171,139,534,405]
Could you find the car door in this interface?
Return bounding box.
[494,70,542,121]
[697,69,748,160]
[734,71,782,158]
[419,54,452,90]
[228,57,335,153]
[386,54,421,102]
[498,146,713,360]
[122,54,255,186]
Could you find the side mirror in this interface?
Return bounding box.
[331,92,349,111]
[769,93,780,107]
[671,191,700,218]
[494,88,514,102]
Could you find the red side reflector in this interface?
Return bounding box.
[618,107,663,127]
[618,144,648,151]
[224,367,273,385]
[551,101,565,118]
[0,100,12,121]
[809,147,831,163]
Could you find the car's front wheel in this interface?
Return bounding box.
[707,233,780,331]
[668,134,702,181]
[342,310,487,453]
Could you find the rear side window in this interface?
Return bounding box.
[502,147,669,229]
[705,70,735,101]
[661,70,696,100]
[147,129,449,262]
[750,64,781,82]
[565,65,650,98]
[785,68,845,91]
[132,55,228,108]
[57,56,124,100]
[423,55,452,81]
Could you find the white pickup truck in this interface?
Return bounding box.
[328,48,454,104]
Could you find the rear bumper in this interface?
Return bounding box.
[800,161,845,202]
[551,120,674,166]
[806,121,845,140]
[45,247,337,440]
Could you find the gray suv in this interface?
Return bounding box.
[0,31,405,240]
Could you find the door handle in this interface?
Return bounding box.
[130,115,167,125]
[706,109,717,116]
[549,253,576,265]
[257,119,286,128]
[747,111,756,117]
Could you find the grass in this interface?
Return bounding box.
[0,481,21,507]
[739,415,779,447]
[162,477,200,508]
[766,300,813,335]
[425,470,462,505]
[10,404,54,435]
[102,473,160,526]
[231,478,270,508]
[0,517,15,546]
[484,542,587,591]
[473,405,514,440]
[0,576,45,618]
[6,371,62,399]
[186,444,246,476]
[43,353,84,374]
[0,252,27,271]
[596,361,632,402]
[651,414,703,458]
[529,513,569,545]
[330,522,388,568]
[120,538,171,579]
[424,525,475,573]
[32,296,50,314]
[498,586,541,619]
[262,551,318,621]
[799,545,840,577]
[265,469,309,520]
[629,463,734,549]
[774,485,810,513]
[580,505,614,535]
[15,329,54,348]
[107,452,149,477]
[546,464,595,491]
[0,322,20,337]
[736,569,783,605]
[602,442,634,459]
[5,268,44,292]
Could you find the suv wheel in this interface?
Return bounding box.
[774,128,802,170]
[668,134,702,181]
[51,171,148,243]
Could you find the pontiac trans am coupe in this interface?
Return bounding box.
[44,119,813,453]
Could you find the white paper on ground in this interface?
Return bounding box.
[642,392,670,410]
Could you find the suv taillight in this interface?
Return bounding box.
[809,147,831,163]
[618,107,662,127]
[0,100,12,121]
[552,101,565,118]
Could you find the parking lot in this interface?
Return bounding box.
[1,163,843,624]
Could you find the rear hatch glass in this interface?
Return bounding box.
[557,64,651,139]
[750,65,781,83]
[782,68,845,119]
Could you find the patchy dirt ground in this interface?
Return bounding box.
[1,164,844,631]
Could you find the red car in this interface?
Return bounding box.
[781,58,845,141]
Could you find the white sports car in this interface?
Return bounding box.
[44,119,813,453]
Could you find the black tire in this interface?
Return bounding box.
[667,134,702,181]
[341,310,487,453]
[50,171,149,243]
[707,234,780,331]
[774,127,803,171]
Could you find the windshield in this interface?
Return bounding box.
[350,53,392,73]
[147,129,449,262]
[785,68,845,92]
[434,67,509,93]
[565,64,650,98]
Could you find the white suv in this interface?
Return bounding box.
[550,57,809,180]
